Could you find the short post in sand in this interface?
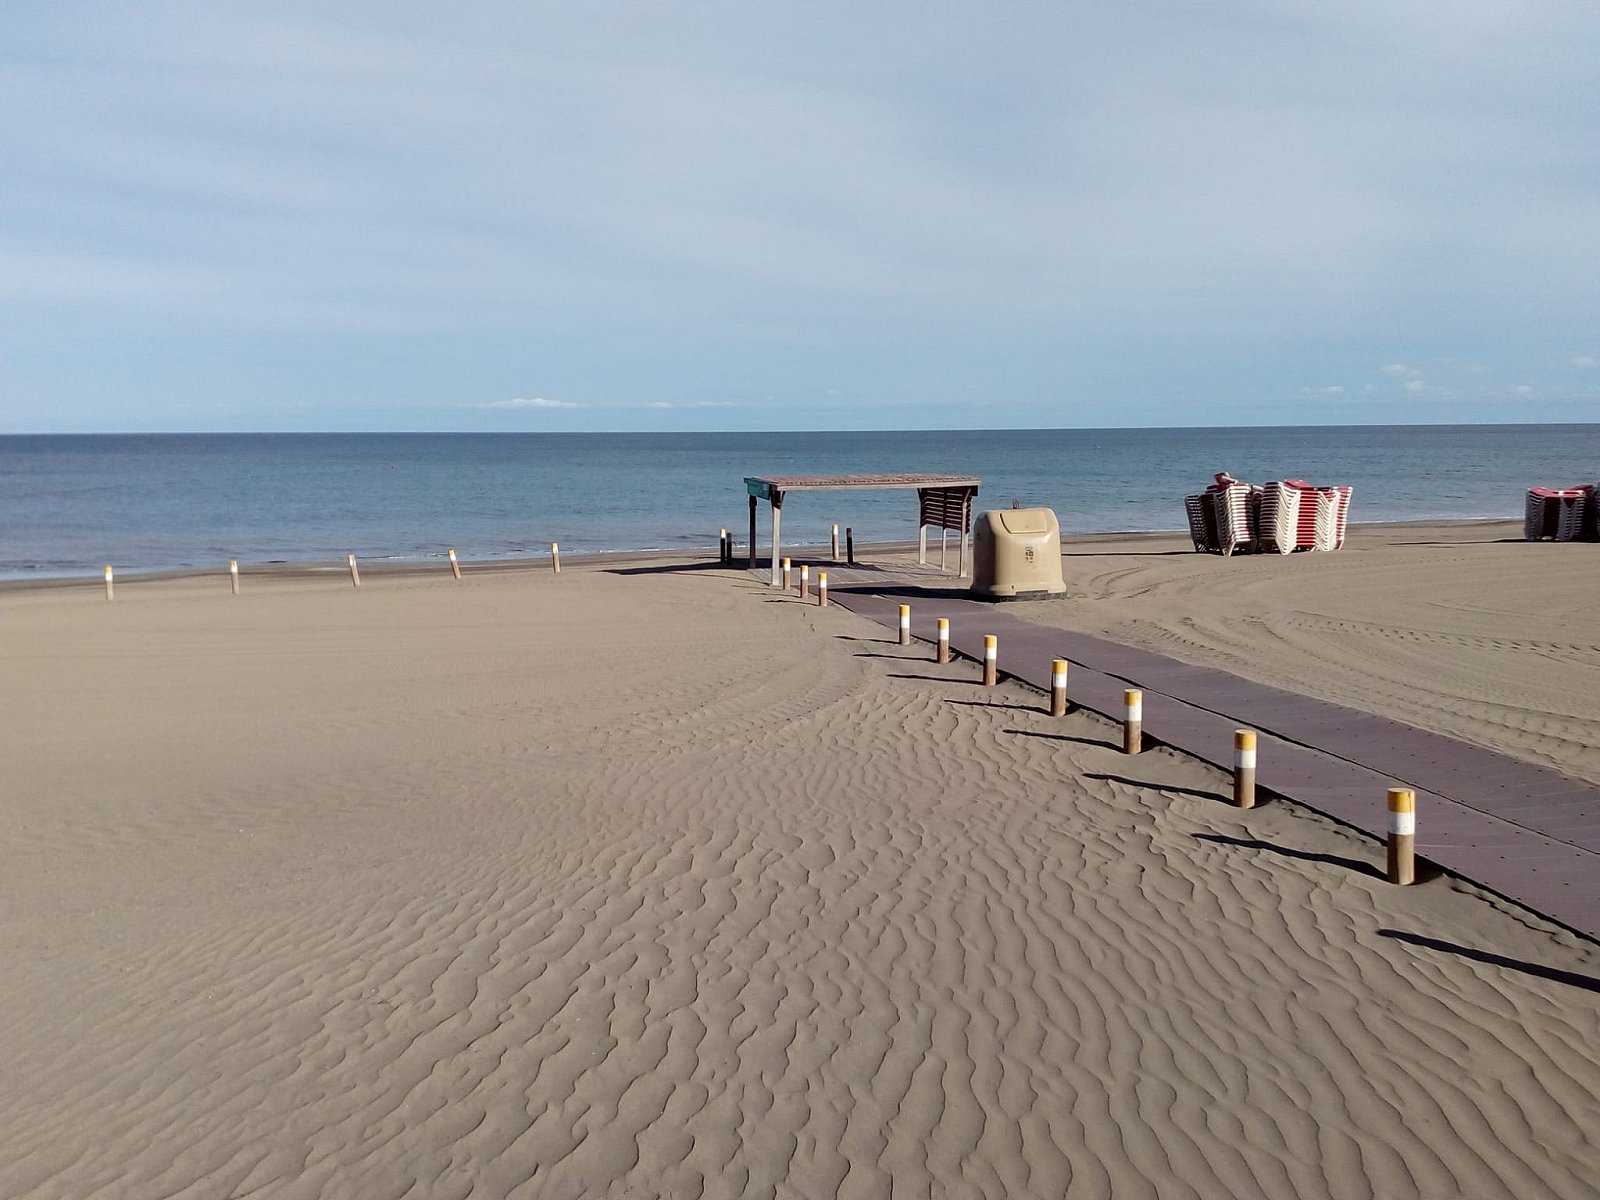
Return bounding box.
[1234,730,1257,808]
[104,565,114,601]
[936,618,950,664]
[1123,689,1142,754]
[898,604,911,646]
[831,524,840,561]
[781,557,792,590]
[551,543,561,573]
[719,528,729,566]
[982,634,998,686]
[448,548,462,580]
[347,554,361,588]
[1387,787,1416,885]
[229,559,241,595]
[1050,658,1069,716]
[818,571,829,607]
[799,564,809,600]
[846,527,855,564]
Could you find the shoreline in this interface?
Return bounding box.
[0,516,1527,593]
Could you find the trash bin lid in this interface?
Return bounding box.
[998,509,1050,534]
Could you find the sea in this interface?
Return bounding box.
[2,425,1596,580]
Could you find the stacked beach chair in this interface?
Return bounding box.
[1258,479,1352,553]
[1185,473,1260,556]
[1185,473,1352,555]
[1524,484,1598,542]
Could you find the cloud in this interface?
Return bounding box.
[1382,364,1422,380]
[647,401,673,409]
[691,400,740,408]
[1570,355,1598,369]
[1404,379,1426,392]
[479,396,584,410]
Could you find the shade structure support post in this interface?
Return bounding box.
[919,522,928,566]
[769,494,784,586]
[747,495,758,570]
[959,491,972,577]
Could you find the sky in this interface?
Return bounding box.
[2,2,1597,433]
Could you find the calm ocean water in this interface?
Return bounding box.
[2,426,1596,579]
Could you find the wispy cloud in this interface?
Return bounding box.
[1570,354,1597,369]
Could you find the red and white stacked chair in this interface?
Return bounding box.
[1190,474,1353,555]
[1524,485,1594,542]
[1314,485,1353,551]
[1184,473,1260,555]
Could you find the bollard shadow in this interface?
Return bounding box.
[888,673,985,686]
[1089,773,1231,803]
[1005,728,1115,748]
[1378,930,1600,992]
[1193,832,1383,878]
[854,651,918,660]
[941,699,1037,713]
[607,561,725,576]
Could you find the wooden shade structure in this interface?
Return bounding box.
[743,473,980,586]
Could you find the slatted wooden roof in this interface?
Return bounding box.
[746,473,980,498]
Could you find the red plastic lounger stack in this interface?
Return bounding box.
[1184,473,1259,555]
[1524,486,1592,542]
[1259,480,1353,553]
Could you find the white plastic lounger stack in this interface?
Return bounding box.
[1314,485,1353,552]
[1257,481,1302,554]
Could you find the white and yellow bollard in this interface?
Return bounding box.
[1387,787,1416,885]
[347,554,361,587]
[551,542,561,574]
[898,604,911,646]
[104,565,114,601]
[982,634,998,686]
[1123,689,1142,754]
[799,564,809,600]
[817,571,829,607]
[936,617,950,664]
[448,548,462,580]
[229,559,240,595]
[1049,658,1069,717]
[781,556,792,590]
[1234,730,1257,808]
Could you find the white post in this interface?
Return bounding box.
[348,554,361,587]
[919,522,928,566]
[448,549,461,580]
[769,502,782,587]
[104,565,114,601]
[551,543,561,573]
[229,559,240,595]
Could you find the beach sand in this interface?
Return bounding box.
[3,532,1598,1198]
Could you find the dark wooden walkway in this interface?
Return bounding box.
[806,568,1599,943]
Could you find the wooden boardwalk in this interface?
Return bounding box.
[793,564,1600,943]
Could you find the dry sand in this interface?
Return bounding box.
[3,542,1598,1198]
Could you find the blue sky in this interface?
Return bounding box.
[3,2,1597,432]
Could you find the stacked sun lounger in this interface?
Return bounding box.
[1185,474,1352,555]
[1185,473,1261,555]
[1524,485,1596,542]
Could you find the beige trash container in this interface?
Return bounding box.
[970,507,1067,600]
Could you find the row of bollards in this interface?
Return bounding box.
[98,543,563,598]
[797,594,1420,888]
